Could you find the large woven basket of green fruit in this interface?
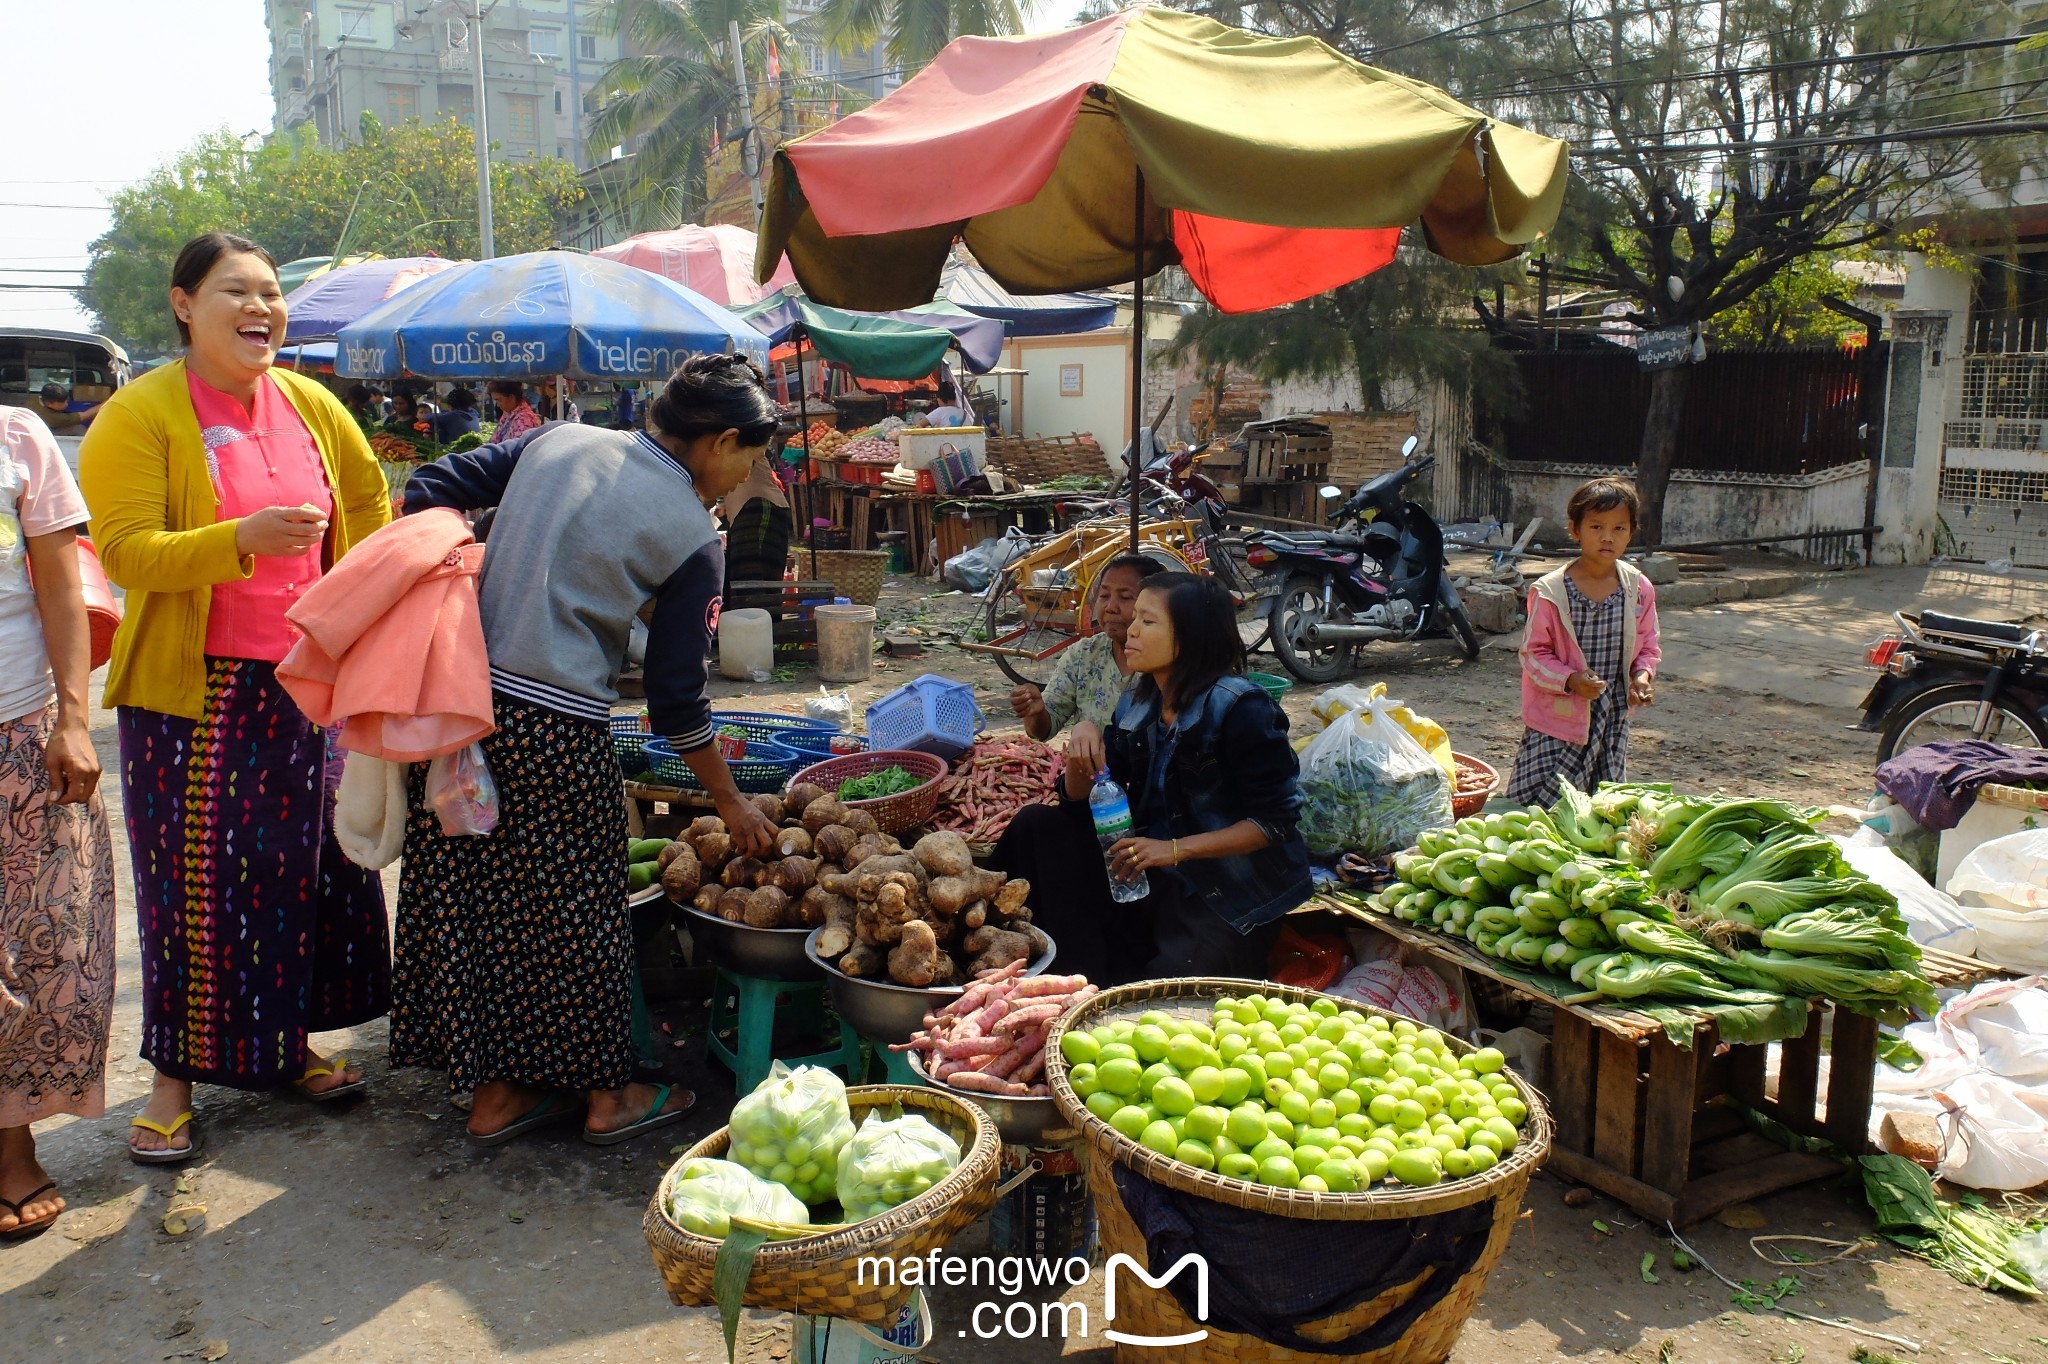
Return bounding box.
[644,1080,999,1326]
[1044,978,1550,1364]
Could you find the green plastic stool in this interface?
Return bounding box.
[707,968,862,1097]
[863,1040,926,1087]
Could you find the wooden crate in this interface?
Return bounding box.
[1315,894,1999,1227]
[726,579,833,663]
[1243,419,1332,485]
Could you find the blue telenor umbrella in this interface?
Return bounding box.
[283,255,462,342]
[336,250,769,380]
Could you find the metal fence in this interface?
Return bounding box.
[1480,346,1879,477]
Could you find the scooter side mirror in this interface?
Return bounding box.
[1319,485,1343,499]
[1401,435,1420,458]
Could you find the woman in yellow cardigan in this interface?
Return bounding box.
[79,233,392,1164]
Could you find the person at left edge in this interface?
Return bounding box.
[394,354,778,1146]
[78,232,393,1165]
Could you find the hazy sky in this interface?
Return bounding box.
[0,0,1095,337]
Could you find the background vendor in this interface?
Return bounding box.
[994,572,1311,983]
[721,449,793,587]
[1009,552,1147,765]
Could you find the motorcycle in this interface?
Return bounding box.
[1857,610,2048,762]
[1246,436,1480,683]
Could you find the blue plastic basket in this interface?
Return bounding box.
[642,736,800,794]
[864,674,987,760]
[779,732,867,766]
[709,710,840,749]
[611,711,654,769]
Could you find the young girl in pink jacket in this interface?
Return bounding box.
[1507,478,1662,805]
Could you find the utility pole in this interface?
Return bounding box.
[470,0,497,258]
[566,0,585,169]
[729,19,764,218]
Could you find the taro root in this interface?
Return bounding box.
[812,892,858,955]
[911,831,974,880]
[802,797,851,834]
[888,919,942,986]
[993,877,1031,916]
[686,815,726,843]
[838,942,886,978]
[715,886,753,921]
[798,885,848,932]
[694,831,734,872]
[842,808,880,836]
[742,885,790,928]
[774,826,815,859]
[692,885,724,915]
[784,782,829,818]
[813,824,858,865]
[749,793,785,824]
[962,925,1035,974]
[766,856,819,896]
[660,844,703,900]
[722,855,767,889]
[657,841,693,869]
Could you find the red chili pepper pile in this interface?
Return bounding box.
[929,735,1062,843]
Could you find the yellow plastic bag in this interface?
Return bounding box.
[1296,682,1455,779]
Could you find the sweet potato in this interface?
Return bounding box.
[766,855,819,895]
[692,884,724,915]
[722,855,767,889]
[813,824,858,866]
[749,793,785,824]
[931,950,960,988]
[960,900,988,931]
[660,844,702,900]
[927,868,1007,916]
[715,886,752,921]
[813,892,858,956]
[888,918,942,986]
[785,782,830,818]
[774,826,815,859]
[742,885,790,929]
[838,942,886,978]
[1000,903,1033,925]
[853,854,926,900]
[843,808,881,836]
[802,797,851,834]
[694,831,733,872]
[844,832,902,869]
[912,830,975,880]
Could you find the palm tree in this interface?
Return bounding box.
[810,0,1036,73]
[588,0,794,227]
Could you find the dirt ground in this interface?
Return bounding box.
[3,559,2046,1363]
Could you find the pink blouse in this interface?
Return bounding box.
[188,371,334,662]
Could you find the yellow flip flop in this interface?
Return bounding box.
[294,1054,368,1103]
[129,1111,200,1166]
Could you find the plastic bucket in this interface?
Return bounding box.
[815,603,877,683]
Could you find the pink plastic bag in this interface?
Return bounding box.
[428,742,499,836]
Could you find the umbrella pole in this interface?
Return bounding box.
[1128,167,1145,552]
[797,329,817,582]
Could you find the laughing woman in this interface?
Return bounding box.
[78,233,393,1164]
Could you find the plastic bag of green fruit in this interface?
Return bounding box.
[1060,992,1535,1193]
[664,1157,811,1238]
[727,1063,857,1205]
[834,1111,962,1221]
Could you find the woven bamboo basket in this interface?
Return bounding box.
[1450,752,1501,820]
[643,1085,1000,1325]
[1044,977,1552,1364]
[810,549,891,606]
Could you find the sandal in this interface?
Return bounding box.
[583,1084,695,1147]
[0,1182,61,1240]
[129,1111,201,1166]
[465,1092,585,1148]
[294,1054,368,1103]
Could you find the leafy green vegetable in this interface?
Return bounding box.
[1588,954,1782,1006]
[1640,1251,1661,1283]
[1731,950,1938,1017]
[838,765,923,801]
[1861,1155,2040,1296]
[1760,907,1922,971]
[1695,831,1842,904]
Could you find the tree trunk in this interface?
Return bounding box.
[1636,363,1691,547]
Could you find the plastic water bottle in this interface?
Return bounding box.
[1090,771,1149,903]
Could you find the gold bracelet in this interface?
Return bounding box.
[1172,838,1181,865]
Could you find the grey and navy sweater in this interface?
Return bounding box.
[404,423,721,754]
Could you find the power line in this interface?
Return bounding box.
[1363,0,1558,58]
[0,202,109,211]
[1571,114,2048,161]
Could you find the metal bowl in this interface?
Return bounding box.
[676,899,821,981]
[629,885,671,947]
[803,928,1057,1045]
[905,1050,1074,1146]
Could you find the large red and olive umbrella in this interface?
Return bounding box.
[756,7,1568,537]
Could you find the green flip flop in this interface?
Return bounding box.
[465,1092,585,1147]
[582,1084,695,1147]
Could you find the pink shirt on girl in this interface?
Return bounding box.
[187,371,333,662]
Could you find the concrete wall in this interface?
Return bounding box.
[1503,462,1871,550]
[1870,254,1974,565]
[1004,333,1133,445]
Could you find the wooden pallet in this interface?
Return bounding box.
[1314,894,2002,1226]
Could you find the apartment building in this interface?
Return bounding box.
[265,0,625,167]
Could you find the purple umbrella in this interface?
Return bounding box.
[283,255,463,342]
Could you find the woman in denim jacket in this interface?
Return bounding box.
[992,572,1312,984]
